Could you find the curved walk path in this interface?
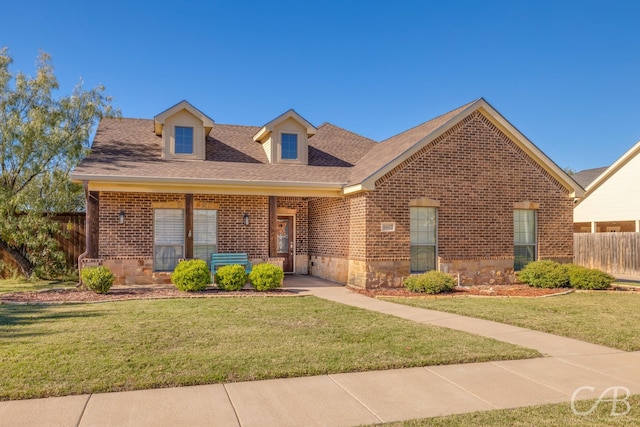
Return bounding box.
[2,276,639,426]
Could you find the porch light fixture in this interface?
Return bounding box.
[118,211,126,225]
[243,213,250,226]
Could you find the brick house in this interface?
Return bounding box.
[70,98,583,288]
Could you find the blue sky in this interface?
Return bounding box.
[2,0,639,172]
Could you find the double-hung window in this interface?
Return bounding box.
[410,207,437,272]
[514,209,536,270]
[175,126,194,154]
[281,133,298,160]
[154,208,184,271]
[194,209,217,265]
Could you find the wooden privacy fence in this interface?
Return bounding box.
[574,232,640,276]
[0,212,85,277]
[53,213,86,269]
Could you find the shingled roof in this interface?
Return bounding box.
[572,167,608,189]
[73,118,377,187]
[72,99,583,198]
[347,101,476,187]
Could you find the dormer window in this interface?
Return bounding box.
[281,133,298,160]
[175,126,194,154]
[154,100,214,160]
[253,109,316,165]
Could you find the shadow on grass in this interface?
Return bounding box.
[0,304,105,329]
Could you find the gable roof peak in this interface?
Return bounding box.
[153,100,215,136]
[381,98,482,143]
[346,98,584,198]
[253,109,317,142]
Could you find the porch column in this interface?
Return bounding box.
[636,220,640,232]
[185,194,193,258]
[88,191,100,258]
[269,196,278,257]
[591,222,596,233]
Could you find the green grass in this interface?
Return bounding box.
[374,395,640,426]
[0,278,76,294]
[382,292,640,351]
[0,296,539,400]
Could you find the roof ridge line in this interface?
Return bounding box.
[318,122,378,143]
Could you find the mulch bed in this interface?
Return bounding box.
[0,287,297,304]
[350,285,572,298]
[3,283,635,304]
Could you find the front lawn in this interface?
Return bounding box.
[0,296,539,400]
[382,292,640,351]
[375,394,640,426]
[0,278,76,294]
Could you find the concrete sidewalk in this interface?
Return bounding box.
[1,276,638,426]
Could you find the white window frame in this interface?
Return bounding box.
[154,208,185,271]
[193,209,218,266]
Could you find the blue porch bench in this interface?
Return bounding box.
[210,253,253,275]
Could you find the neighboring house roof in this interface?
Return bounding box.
[72,98,583,198]
[572,167,608,189]
[573,140,640,221]
[581,140,640,194]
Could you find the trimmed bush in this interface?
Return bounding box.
[567,265,615,290]
[517,260,570,288]
[215,264,247,291]
[81,266,115,294]
[171,259,211,292]
[404,271,455,294]
[249,263,284,291]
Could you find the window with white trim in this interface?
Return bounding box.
[514,209,536,270]
[194,209,217,265]
[410,207,437,272]
[154,208,184,271]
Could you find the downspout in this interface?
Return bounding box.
[76,181,91,288]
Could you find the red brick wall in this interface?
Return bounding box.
[98,192,270,259]
[348,195,367,261]
[367,111,574,263]
[308,194,369,260]
[308,197,350,258]
[98,192,172,257]
[204,194,269,256]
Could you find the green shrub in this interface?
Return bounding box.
[215,264,247,291]
[171,259,211,292]
[249,263,284,291]
[517,260,570,288]
[81,266,115,294]
[568,265,615,290]
[404,271,455,294]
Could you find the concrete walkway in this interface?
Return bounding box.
[1,276,639,426]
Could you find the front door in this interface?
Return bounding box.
[277,216,294,273]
